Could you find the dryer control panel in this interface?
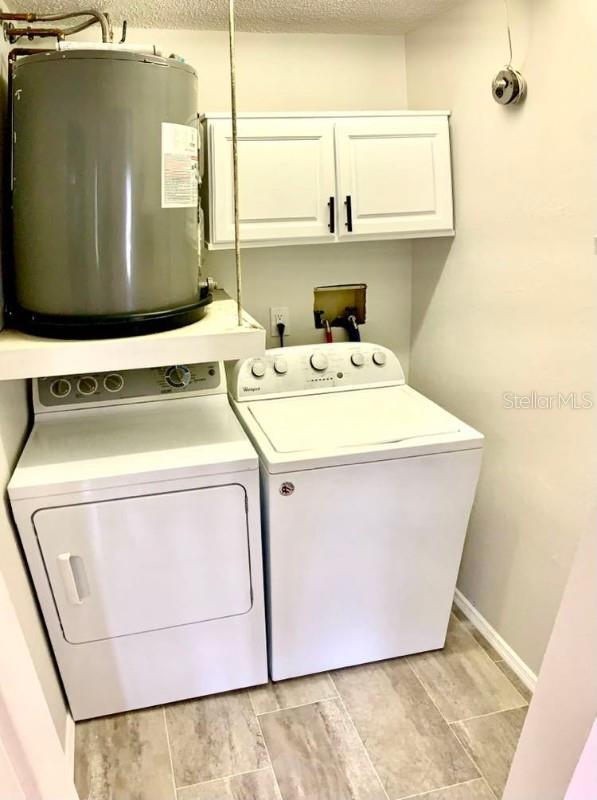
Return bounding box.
[35,363,223,413]
[229,343,405,401]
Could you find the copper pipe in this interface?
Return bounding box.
[0,9,110,42]
[6,17,102,43]
[25,9,110,41]
[7,46,43,67]
[6,26,66,41]
[0,13,36,21]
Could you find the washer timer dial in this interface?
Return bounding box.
[310,352,328,372]
[165,365,191,388]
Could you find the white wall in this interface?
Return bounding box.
[126,28,408,112]
[0,27,68,747]
[127,28,412,361]
[503,529,597,800]
[208,241,412,364]
[0,383,68,747]
[0,564,78,799]
[405,0,597,672]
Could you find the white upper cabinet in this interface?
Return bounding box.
[334,116,453,239]
[202,113,454,249]
[207,117,336,246]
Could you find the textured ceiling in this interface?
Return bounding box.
[6,0,464,34]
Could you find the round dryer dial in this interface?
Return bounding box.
[372,351,387,366]
[251,360,266,378]
[77,376,98,395]
[50,377,71,398]
[310,352,328,371]
[351,352,365,367]
[166,365,191,388]
[104,373,124,393]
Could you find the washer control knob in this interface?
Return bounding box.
[166,365,191,388]
[77,376,98,396]
[351,352,365,367]
[50,378,71,399]
[372,351,387,366]
[104,373,124,393]
[310,352,328,372]
[274,358,288,375]
[251,360,266,378]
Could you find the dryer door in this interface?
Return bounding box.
[34,484,252,644]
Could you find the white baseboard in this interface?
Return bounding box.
[454,589,538,694]
[64,712,75,776]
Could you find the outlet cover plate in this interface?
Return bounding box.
[270,306,290,337]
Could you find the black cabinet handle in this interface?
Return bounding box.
[328,196,335,233]
[344,195,353,232]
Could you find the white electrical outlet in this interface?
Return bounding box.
[270,306,290,337]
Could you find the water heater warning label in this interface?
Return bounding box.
[161,123,198,208]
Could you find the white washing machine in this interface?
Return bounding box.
[229,343,484,681]
[9,363,268,720]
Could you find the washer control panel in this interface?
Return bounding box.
[229,343,405,401]
[36,363,221,412]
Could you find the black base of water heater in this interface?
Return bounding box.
[10,295,214,340]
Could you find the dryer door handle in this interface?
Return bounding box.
[57,553,84,605]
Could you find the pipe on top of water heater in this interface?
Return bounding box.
[0,9,112,43]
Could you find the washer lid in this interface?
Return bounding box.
[247,385,462,453]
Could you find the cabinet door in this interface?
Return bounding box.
[207,118,336,246]
[335,116,453,239]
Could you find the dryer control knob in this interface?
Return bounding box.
[77,376,98,395]
[166,365,191,388]
[274,358,288,375]
[351,352,365,367]
[104,373,124,393]
[50,378,71,399]
[251,360,266,378]
[372,351,387,366]
[310,352,328,372]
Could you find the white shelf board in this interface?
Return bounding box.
[200,110,451,119]
[0,291,264,381]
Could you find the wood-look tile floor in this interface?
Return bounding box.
[75,614,530,800]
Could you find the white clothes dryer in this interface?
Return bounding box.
[9,362,268,720]
[228,343,483,681]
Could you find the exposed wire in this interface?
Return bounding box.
[228,0,243,327]
[503,0,513,67]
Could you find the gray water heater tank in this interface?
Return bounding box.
[11,49,212,338]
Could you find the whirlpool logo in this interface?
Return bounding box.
[242,386,261,393]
